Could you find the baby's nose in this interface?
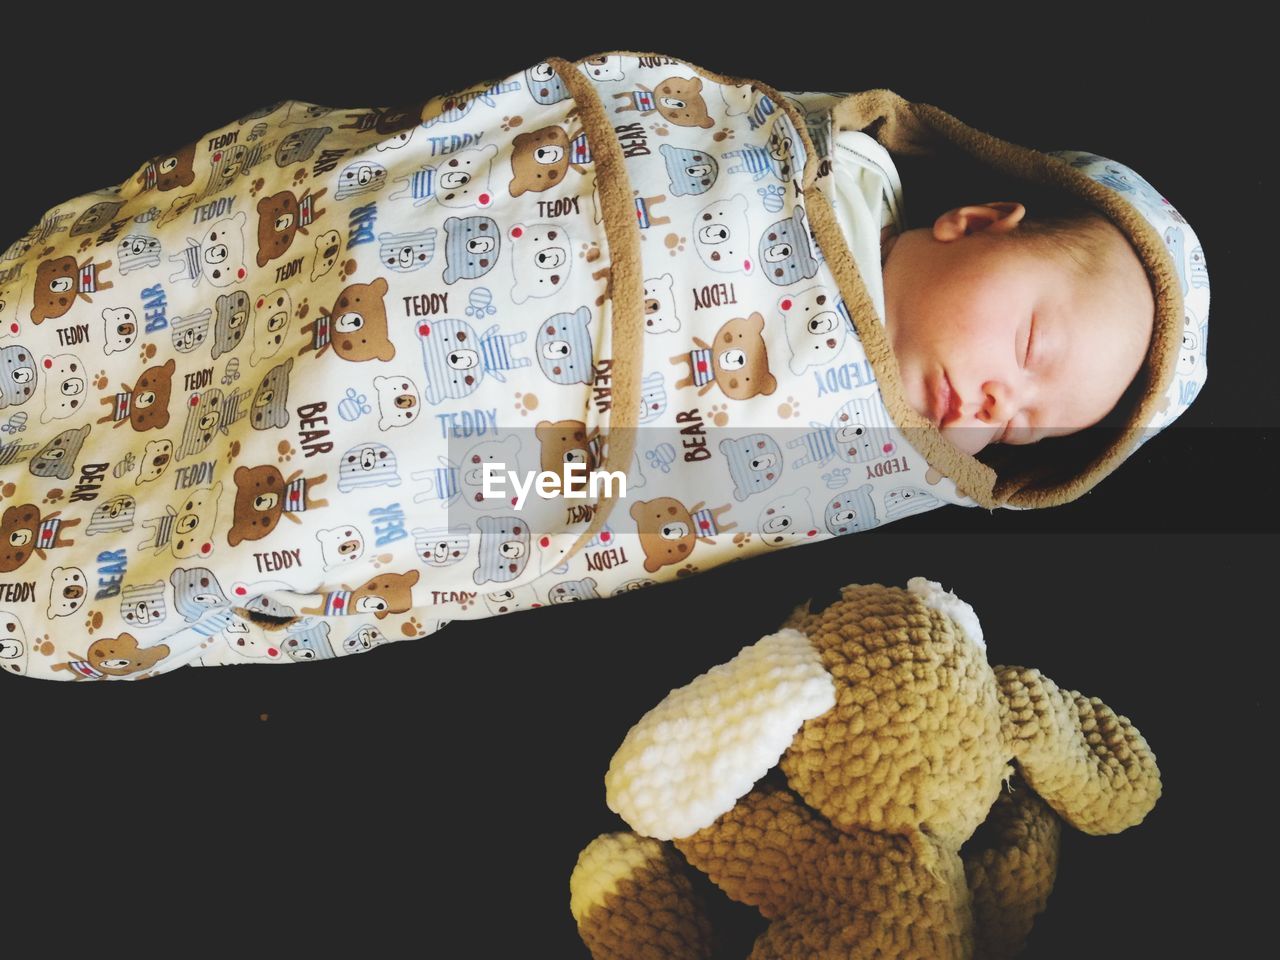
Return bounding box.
[978,380,1015,423]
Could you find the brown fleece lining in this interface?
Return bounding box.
[555,52,1183,511]
[546,57,644,566]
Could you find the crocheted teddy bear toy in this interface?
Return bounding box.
[569,579,1161,959]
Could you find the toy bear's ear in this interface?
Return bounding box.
[993,665,1161,835]
[604,627,836,842]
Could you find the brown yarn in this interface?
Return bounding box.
[572,583,1162,959]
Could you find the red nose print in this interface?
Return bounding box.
[419,323,430,336]
[883,442,894,454]
[539,536,550,547]
[743,259,752,271]
[807,529,818,537]
[189,395,199,406]
[511,226,523,239]
[42,358,52,369]
[8,322,17,333]
[257,298,264,308]
[213,151,222,162]
[235,585,247,596]
[780,298,793,310]
[600,531,611,542]
[479,193,491,205]
[268,648,279,658]
[201,542,212,554]
[237,268,246,279]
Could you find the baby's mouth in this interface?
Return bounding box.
[929,369,956,427]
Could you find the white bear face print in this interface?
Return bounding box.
[373,374,422,429]
[40,353,87,423]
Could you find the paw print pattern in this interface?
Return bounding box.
[708,403,730,427]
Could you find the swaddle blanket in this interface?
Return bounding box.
[0,51,1207,680]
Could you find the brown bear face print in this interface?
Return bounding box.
[536,419,596,493]
[655,76,715,129]
[328,277,394,362]
[142,142,197,192]
[373,105,422,135]
[508,126,571,197]
[86,633,170,677]
[0,503,41,573]
[30,256,79,325]
[229,464,286,547]
[256,190,302,268]
[130,359,176,431]
[714,312,776,400]
[350,569,420,619]
[629,497,696,574]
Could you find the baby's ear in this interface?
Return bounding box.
[993,665,1161,834]
[934,202,1025,241]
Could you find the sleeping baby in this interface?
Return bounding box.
[0,50,1208,680]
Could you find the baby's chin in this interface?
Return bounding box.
[941,422,996,456]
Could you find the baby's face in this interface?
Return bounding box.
[880,202,1154,455]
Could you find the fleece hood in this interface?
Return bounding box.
[775,82,1209,509]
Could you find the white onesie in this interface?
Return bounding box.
[826,129,906,323]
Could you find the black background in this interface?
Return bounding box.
[0,17,1269,958]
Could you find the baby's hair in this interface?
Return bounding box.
[1002,205,1119,277]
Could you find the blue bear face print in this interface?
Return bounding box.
[338,442,401,493]
[282,619,335,661]
[170,567,231,622]
[659,144,719,196]
[473,515,531,585]
[443,216,500,283]
[719,432,783,501]
[535,306,594,385]
[29,424,91,480]
[378,228,437,273]
[0,345,36,409]
[759,206,819,286]
[824,484,878,535]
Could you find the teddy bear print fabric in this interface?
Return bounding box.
[0,52,978,681]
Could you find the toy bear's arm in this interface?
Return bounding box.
[993,665,1162,835]
[962,773,1062,960]
[671,778,838,919]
